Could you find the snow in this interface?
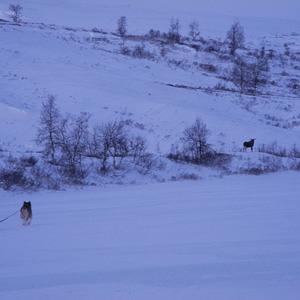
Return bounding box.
[0,19,300,155]
[1,0,300,298]
[1,172,300,299]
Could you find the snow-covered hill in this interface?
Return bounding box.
[1,2,300,183]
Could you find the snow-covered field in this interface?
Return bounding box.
[1,172,300,300]
[1,0,300,298]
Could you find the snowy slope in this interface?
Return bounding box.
[0,15,300,155]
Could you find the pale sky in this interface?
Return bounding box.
[0,0,299,36]
[2,0,299,21]
[197,0,300,20]
[139,0,300,21]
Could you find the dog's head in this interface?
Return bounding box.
[23,201,31,208]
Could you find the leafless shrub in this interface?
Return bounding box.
[146,29,162,40]
[239,166,265,175]
[36,95,61,164]
[0,155,26,190]
[0,155,59,190]
[258,141,300,159]
[289,160,300,171]
[9,4,23,23]
[135,154,166,175]
[56,112,91,181]
[284,43,290,56]
[119,43,155,60]
[91,27,106,34]
[259,155,284,172]
[132,44,156,60]
[263,114,290,128]
[189,20,200,41]
[160,46,168,57]
[23,165,49,190]
[289,144,300,158]
[168,118,231,169]
[119,42,131,55]
[199,63,217,72]
[218,53,232,61]
[178,172,199,180]
[258,141,287,157]
[134,122,145,130]
[89,120,130,171]
[214,82,234,92]
[229,56,269,94]
[167,18,181,43]
[204,152,232,170]
[234,157,283,175]
[134,154,156,175]
[117,16,127,38]
[129,135,148,162]
[182,117,211,165]
[203,40,222,53]
[287,78,300,94]
[20,155,38,167]
[88,126,109,174]
[226,21,245,56]
[267,49,276,60]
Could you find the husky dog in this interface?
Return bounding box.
[20,201,32,225]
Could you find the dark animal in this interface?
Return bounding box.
[20,201,32,225]
[243,139,255,152]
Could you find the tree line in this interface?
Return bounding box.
[36,95,152,181]
[7,3,270,95]
[35,95,230,183]
[116,16,270,95]
[1,94,299,190]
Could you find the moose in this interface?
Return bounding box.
[243,138,255,152]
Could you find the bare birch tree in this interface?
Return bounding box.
[36,95,61,164]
